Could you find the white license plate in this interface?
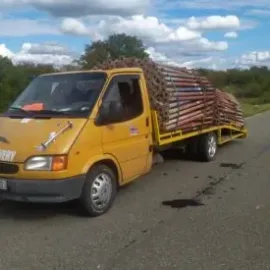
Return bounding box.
[0,179,7,191]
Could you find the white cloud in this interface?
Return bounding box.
[0,18,59,36]
[246,9,270,16]
[166,0,270,11]
[0,0,149,17]
[0,44,14,58]
[61,15,201,43]
[146,47,182,67]
[237,51,270,67]
[181,57,214,69]
[146,47,169,62]
[20,43,71,56]
[157,38,228,55]
[238,19,258,30]
[0,43,74,66]
[197,37,228,51]
[59,14,229,68]
[61,18,89,36]
[186,15,240,31]
[146,47,230,70]
[168,26,201,42]
[224,31,238,38]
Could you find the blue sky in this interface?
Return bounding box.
[0,0,269,69]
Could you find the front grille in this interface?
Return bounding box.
[0,162,19,174]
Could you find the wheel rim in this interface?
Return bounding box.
[91,173,113,210]
[208,135,217,158]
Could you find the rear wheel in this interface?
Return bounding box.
[80,164,117,217]
[197,132,218,162]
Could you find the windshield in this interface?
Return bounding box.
[8,72,107,117]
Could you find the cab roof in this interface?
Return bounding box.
[40,67,144,77]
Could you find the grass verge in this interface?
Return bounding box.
[240,98,270,117]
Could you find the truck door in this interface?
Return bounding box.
[97,74,152,183]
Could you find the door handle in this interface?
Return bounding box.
[146,117,149,127]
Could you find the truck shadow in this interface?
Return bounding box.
[0,200,86,220]
[162,140,242,162]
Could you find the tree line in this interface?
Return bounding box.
[0,33,269,112]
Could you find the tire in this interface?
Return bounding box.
[197,132,218,162]
[80,164,117,217]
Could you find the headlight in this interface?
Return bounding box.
[25,155,67,171]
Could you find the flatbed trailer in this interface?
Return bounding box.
[151,110,248,161]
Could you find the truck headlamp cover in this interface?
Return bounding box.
[25,155,67,171]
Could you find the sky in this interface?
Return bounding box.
[0,0,269,70]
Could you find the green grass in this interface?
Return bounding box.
[240,98,270,117]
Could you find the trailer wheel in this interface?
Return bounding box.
[198,132,218,162]
[80,164,117,217]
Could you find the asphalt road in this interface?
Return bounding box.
[1,111,270,270]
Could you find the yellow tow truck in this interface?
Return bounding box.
[0,68,247,216]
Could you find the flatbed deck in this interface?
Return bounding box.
[151,111,248,147]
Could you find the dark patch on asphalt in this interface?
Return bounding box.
[163,169,238,211]
[163,173,168,176]
[124,239,137,249]
[252,143,270,160]
[142,229,148,234]
[199,186,215,195]
[162,199,204,209]
[165,176,227,210]
[220,162,245,169]
[195,176,228,199]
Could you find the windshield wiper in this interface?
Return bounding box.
[33,110,73,115]
[8,106,32,115]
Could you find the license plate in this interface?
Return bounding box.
[0,179,7,191]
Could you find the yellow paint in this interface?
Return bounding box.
[0,68,248,187]
[151,110,248,146]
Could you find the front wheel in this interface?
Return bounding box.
[197,132,218,162]
[80,164,117,217]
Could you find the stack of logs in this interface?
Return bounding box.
[93,57,245,133]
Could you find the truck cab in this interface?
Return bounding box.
[0,68,153,216]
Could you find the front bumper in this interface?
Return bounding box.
[0,175,86,203]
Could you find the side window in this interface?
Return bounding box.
[101,75,144,123]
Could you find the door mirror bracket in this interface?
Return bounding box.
[96,101,123,125]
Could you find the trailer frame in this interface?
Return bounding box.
[151,110,248,147]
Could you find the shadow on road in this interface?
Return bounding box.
[0,200,86,220]
[161,140,243,162]
[161,149,197,162]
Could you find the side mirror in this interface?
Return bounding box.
[97,101,123,125]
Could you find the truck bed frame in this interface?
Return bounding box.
[151,110,248,147]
